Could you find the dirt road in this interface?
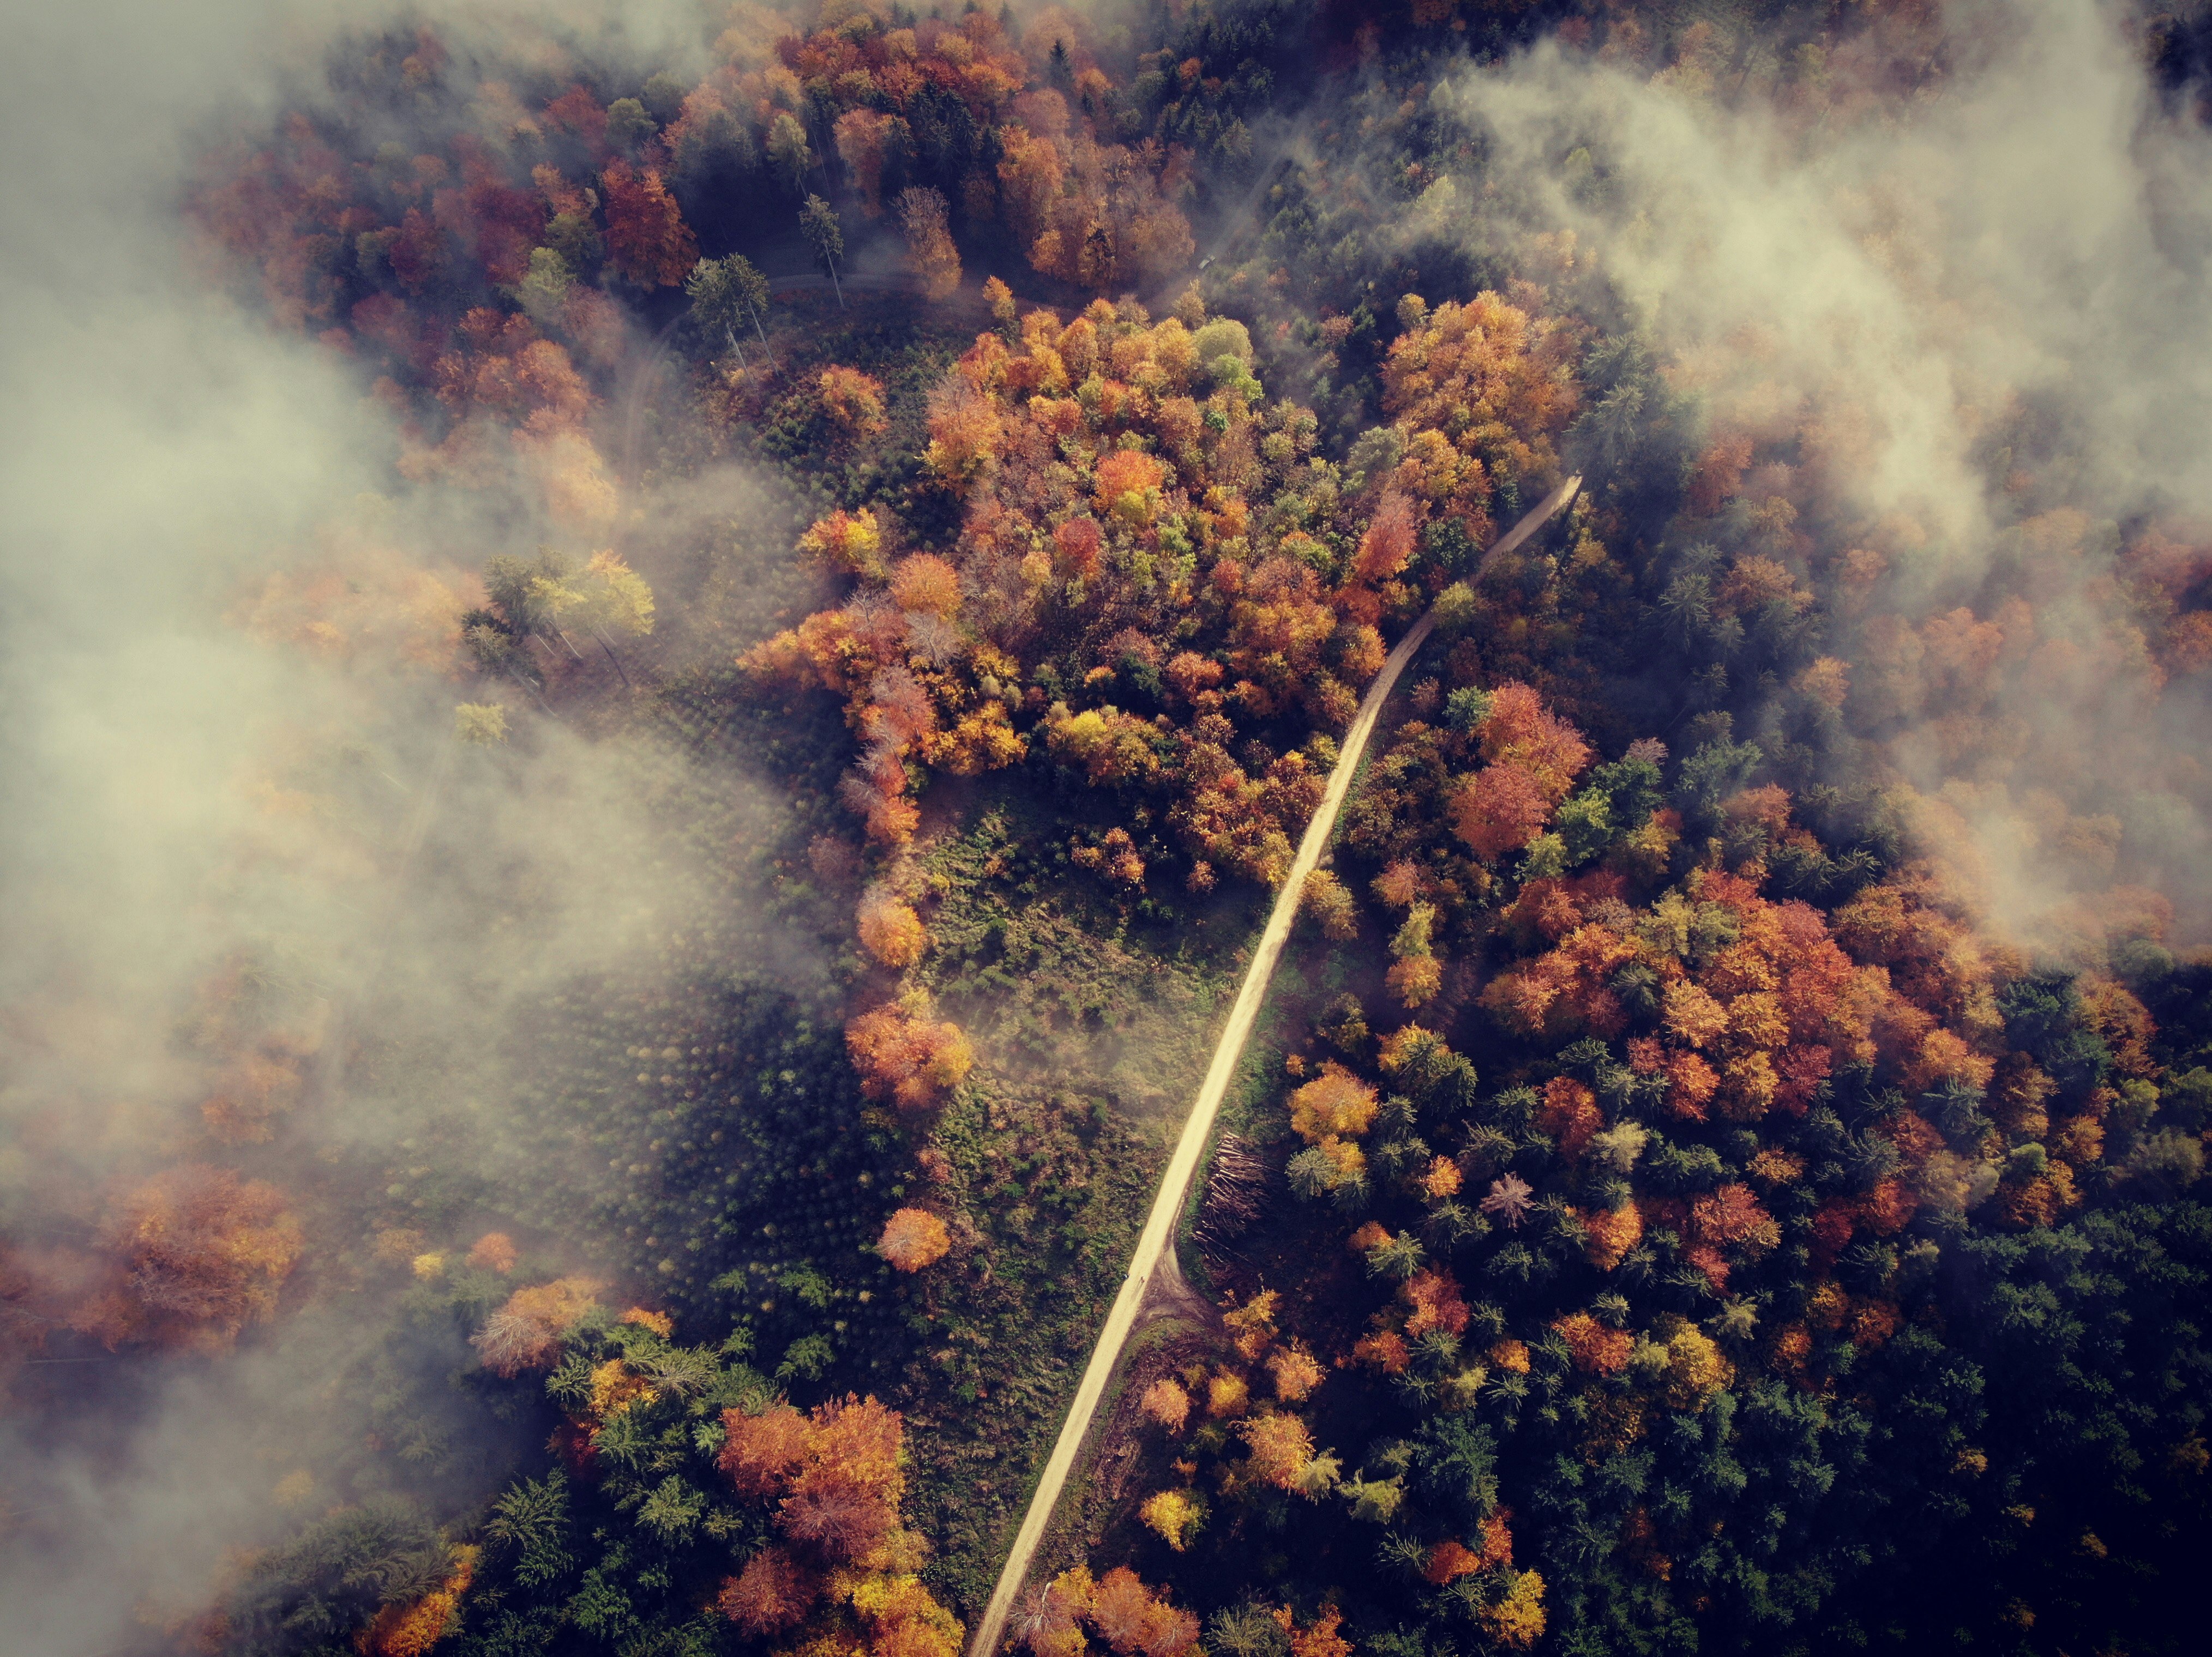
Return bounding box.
[963,474,1583,1657]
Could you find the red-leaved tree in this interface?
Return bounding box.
[601,161,697,286]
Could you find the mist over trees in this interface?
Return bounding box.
[5,3,2212,1657]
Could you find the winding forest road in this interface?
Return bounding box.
[964,473,1583,1657]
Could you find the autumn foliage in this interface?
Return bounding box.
[53,1166,304,1352]
[360,1546,478,1657]
[705,1391,957,1656]
[1239,1411,1319,1491]
[1023,1565,1200,1657]
[858,891,929,967]
[894,187,961,300]
[600,161,696,286]
[466,1231,519,1274]
[1139,1488,1205,1550]
[846,999,975,1115]
[719,1401,810,1497]
[746,276,1572,927]
[877,1208,951,1272]
[820,365,890,442]
[1139,1377,1191,1432]
[170,14,2212,1657]
[472,1276,601,1376]
[1381,291,1580,515]
[717,1546,817,1636]
[780,1394,901,1560]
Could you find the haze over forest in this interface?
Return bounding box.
[3,3,2212,1656]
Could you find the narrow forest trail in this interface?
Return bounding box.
[964,474,1584,1657]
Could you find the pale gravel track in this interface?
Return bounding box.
[963,473,1584,1657]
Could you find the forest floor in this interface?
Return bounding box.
[889,792,1259,1613]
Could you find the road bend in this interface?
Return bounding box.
[963,474,1583,1657]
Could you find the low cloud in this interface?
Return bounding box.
[1418,2,2212,944]
[0,4,808,1650]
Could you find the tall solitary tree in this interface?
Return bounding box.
[894,188,960,300]
[685,254,772,365]
[684,258,744,369]
[800,194,845,308]
[766,113,813,195]
[727,254,772,352]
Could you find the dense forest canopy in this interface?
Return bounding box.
[4,2,2212,1656]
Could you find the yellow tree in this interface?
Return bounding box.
[540,550,654,686]
[797,508,886,580]
[895,188,961,300]
[455,703,508,745]
[1239,1412,1318,1491]
[820,365,889,443]
[1139,1488,1206,1550]
[1386,902,1443,1009]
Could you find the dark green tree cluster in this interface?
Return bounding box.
[455,1315,774,1657]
